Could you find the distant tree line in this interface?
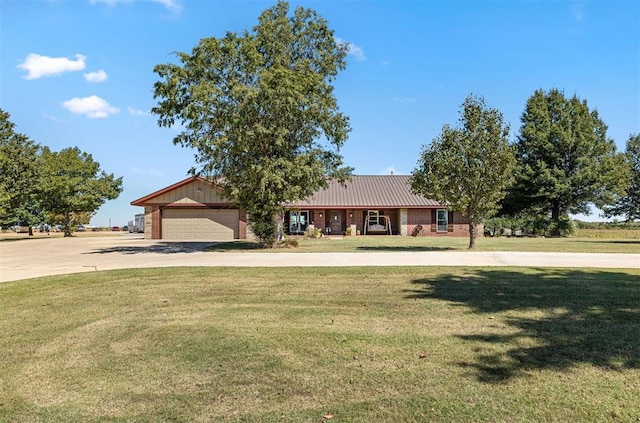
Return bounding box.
[0,109,123,236]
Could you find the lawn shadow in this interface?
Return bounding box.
[0,238,31,242]
[357,246,456,252]
[204,241,263,251]
[85,242,217,255]
[406,268,640,383]
[570,239,640,245]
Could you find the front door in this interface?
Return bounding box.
[330,211,342,234]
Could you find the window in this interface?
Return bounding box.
[368,210,379,225]
[436,209,448,232]
[289,211,309,233]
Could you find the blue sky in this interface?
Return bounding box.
[1,0,639,226]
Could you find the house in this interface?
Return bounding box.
[130,175,472,240]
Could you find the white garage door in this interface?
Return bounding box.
[162,208,239,240]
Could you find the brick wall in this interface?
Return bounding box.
[151,207,161,239]
[407,209,477,237]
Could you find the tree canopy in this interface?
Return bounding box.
[152,1,352,246]
[38,147,123,236]
[411,95,515,249]
[503,89,628,234]
[603,134,640,221]
[0,109,42,233]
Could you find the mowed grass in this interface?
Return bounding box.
[207,234,640,254]
[1,267,639,422]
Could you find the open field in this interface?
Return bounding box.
[1,267,639,422]
[576,229,640,239]
[208,234,640,254]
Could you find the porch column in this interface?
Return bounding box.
[400,208,408,236]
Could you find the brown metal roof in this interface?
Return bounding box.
[289,175,442,208]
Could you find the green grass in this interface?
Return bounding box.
[1,267,639,422]
[206,234,640,254]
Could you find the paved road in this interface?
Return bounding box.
[1,234,638,283]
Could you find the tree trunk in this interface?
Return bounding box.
[551,201,561,237]
[468,222,477,249]
[275,211,284,242]
[63,213,72,237]
[28,226,34,236]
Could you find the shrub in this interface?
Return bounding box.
[305,227,323,238]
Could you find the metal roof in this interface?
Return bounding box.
[289,175,442,208]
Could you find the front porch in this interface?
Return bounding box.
[285,209,401,236]
[284,208,471,237]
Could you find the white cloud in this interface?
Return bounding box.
[42,113,65,123]
[150,0,182,12]
[89,0,182,12]
[18,53,86,80]
[62,95,119,118]
[128,106,148,116]
[89,0,132,6]
[84,70,108,83]
[335,37,366,62]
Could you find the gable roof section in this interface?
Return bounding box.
[130,176,213,206]
[289,175,442,208]
[132,175,442,208]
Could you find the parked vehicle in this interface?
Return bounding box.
[132,214,144,233]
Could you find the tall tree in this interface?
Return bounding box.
[507,88,628,234]
[38,147,123,237]
[0,109,42,235]
[152,1,352,247]
[411,95,515,249]
[603,134,640,221]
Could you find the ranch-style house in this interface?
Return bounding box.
[131,175,474,240]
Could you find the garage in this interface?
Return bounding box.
[161,208,239,240]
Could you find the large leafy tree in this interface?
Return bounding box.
[152,1,352,246]
[411,95,515,249]
[603,134,640,221]
[38,147,123,237]
[505,89,628,234]
[0,109,42,234]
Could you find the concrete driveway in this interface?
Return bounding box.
[1,233,638,283]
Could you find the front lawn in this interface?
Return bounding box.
[1,267,638,422]
[207,234,640,254]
